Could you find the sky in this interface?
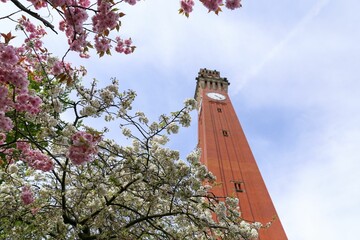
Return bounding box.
[1,0,360,239]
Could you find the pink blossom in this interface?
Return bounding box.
[52,60,64,75]
[124,39,132,45]
[3,148,14,163]
[59,6,89,55]
[201,0,223,12]
[124,0,138,5]
[78,0,90,7]
[17,141,53,171]
[16,141,31,152]
[0,132,6,144]
[92,1,119,33]
[0,45,19,65]
[115,37,134,54]
[180,0,195,14]
[25,150,54,171]
[94,35,111,53]
[59,21,66,31]
[4,67,29,91]
[69,31,88,52]
[51,0,67,7]
[68,131,101,165]
[31,207,40,215]
[0,86,11,112]
[0,112,13,132]
[21,186,34,205]
[52,60,74,76]
[15,94,42,115]
[115,37,124,53]
[27,0,47,9]
[124,48,132,55]
[19,18,36,34]
[64,7,88,33]
[225,0,241,10]
[79,52,90,58]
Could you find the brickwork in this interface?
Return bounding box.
[196,69,287,240]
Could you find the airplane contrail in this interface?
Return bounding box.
[234,0,331,94]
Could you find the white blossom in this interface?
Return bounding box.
[53,98,63,113]
[7,164,18,174]
[184,98,197,111]
[250,228,259,238]
[252,222,262,230]
[122,127,131,137]
[90,99,101,108]
[80,105,97,116]
[166,122,179,134]
[215,201,227,220]
[179,112,191,127]
[100,89,115,105]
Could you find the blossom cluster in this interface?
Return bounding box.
[19,17,47,53]
[17,141,53,171]
[225,0,242,10]
[60,3,89,54]
[1,0,142,59]
[68,131,102,165]
[124,0,140,5]
[21,186,34,205]
[51,59,73,76]
[0,111,13,132]
[0,42,42,134]
[44,0,135,57]
[180,0,242,15]
[15,94,42,115]
[180,0,195,14]
[0,132,6,144]
[92,1,119,33]
[115,37,134,54]
[201,0,223,12]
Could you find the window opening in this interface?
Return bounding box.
[217,108,222,113]
[231,181,244,192]
[222,130,228,137]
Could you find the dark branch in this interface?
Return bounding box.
[10,0,58,34]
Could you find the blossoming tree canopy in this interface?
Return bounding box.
[1,0,241,59]
[0,78,261,239]
[0,1,263,239]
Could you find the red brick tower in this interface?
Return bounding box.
[194,69,287,240]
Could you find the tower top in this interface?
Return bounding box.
[198,68,221,78]
[194,68,230,101]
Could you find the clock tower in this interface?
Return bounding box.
[194,69,287,240]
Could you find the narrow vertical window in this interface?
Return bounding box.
[232,181,244,192]
[222,130,228,137]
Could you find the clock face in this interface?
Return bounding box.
[207,92,226,101]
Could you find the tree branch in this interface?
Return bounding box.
[10,0,58,34]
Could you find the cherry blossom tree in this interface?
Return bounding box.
[0,0,264,239]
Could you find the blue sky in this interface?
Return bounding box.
[2,0,360,239]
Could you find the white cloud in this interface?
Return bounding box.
[281,118,360,239]
[232,0,331,93]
